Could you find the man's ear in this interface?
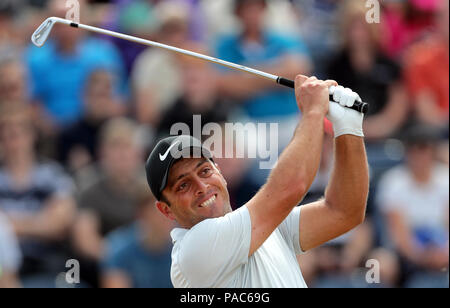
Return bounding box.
[156,201,176,221]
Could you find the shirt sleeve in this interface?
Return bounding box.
[277,206,305,255]
[177,205,251,287]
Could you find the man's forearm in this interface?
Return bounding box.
[324,135,369,224]
[266,112,325,206]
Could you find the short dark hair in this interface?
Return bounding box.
[160,193,172,207]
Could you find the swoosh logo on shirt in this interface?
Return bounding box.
[159,141,181,161]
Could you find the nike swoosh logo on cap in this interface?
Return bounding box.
[159,141,181,161]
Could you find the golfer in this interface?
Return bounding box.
[145,75,369,288]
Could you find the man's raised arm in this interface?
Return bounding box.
[299,87,369,252]
[245,75,337,256]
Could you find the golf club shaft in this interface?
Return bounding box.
[65,20,368,114]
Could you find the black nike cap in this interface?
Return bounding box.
[145,135,213,201]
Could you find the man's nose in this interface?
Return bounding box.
[193,177,208,196]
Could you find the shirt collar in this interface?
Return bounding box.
[170,228,189,244]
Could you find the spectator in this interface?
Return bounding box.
[377,124,449,288]
[0,103,76,287]
[102,0,159,76]
[104,0,206,74]
[0,212,22,288]
[213,0,311,189]
[26,0,126,131]
[214,0,311,125]
[0,50,28,105]
[101,182,174,288]
[201,0,298,46]
[292,0,341,77]
[0,1,25,49]
[156,44,231,139]
[403,0,449,131]
[71,118,145,286]
[326,0,409,141]
[57,69,126,173]
[131,0,192,131]
[381,0,441,59]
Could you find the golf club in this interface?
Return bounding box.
[31,17,369,114]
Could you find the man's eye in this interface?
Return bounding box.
[177,183,188,191]
[202,168,211,175]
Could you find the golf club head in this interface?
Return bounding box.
[31,17,71,47]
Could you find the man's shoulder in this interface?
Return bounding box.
[172,218,218,247]
[174,207,250,249]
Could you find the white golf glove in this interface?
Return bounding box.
[327,86,365,138]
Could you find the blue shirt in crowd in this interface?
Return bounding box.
[103,223,173,288]
[215,31,310,119]
[26,37,126,126]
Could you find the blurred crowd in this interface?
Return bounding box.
[0,0,448,288]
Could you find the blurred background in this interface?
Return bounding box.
[0,0,448,288]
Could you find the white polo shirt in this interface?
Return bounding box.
[170,206,307,288]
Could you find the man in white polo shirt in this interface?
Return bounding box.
[145,75,369,287]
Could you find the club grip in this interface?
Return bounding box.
[276,77,369,114]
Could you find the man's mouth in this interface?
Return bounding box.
[199,194,217,208]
